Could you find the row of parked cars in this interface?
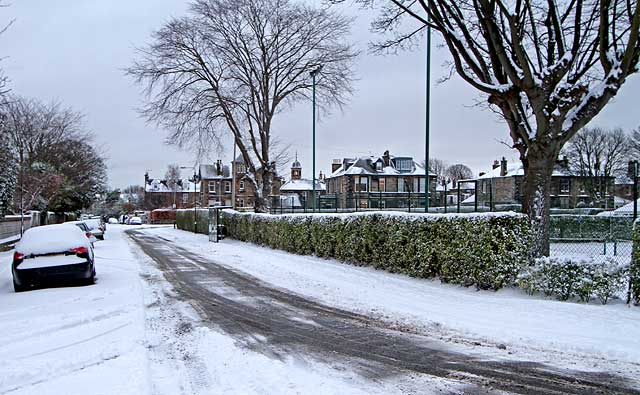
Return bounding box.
[11,217,106,293]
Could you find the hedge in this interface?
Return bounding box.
[550,215,633,240]
[517,257,628,304]
[632,221,640,305]
[176,209,210,234]
[220,210,533,290]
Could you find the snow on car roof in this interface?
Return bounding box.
[16,224,91,256]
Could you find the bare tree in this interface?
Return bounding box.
[423,158,448,183]
[631,127,640,162]
[564,127,629,204]
[128,0,357,212]
[446,164,473,184]
[354,0,640,255]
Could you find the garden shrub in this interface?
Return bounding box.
[221,210,533,290]
[176,209,210,234]
[549,215,633,241]
[517,256,628,304]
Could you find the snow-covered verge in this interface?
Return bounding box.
[0,225,467,394]
[0,226,149,395]
[144,227,640,378]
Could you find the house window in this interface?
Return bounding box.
[237,164,246,173]
[560,179,570,194]
[239,198,245,207]
[413,178,419,193]
[224,181,231,193]
[371,178,379,192]
[209,182,217,194]
[357,176,368,192]
[239,181,245,191]
[182,193,188,204]
[419,178,425,192]
[481,181,487,193]
[398,178,405,192]
[379,178,386,192]
[376,161,383,172]
[396,159,413,171]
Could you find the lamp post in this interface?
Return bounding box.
[424,24,432,213]
[180,165,200,232]
[310,65,323,213]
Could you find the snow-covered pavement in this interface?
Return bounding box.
[1,224,639,394]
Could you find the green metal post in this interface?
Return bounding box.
[424,25,432,213]
[311,70,318,214]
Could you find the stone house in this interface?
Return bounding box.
[199,157,282,209]
[469,157,615,209]
[326,150,437,209]
[143,173,200,210]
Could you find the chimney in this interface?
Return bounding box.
[382,150,391,167]
[331,159,341,173]
[479,172,486,177]
[319,171,324,180]
[629,161,638,178]
[215,160,222,176]
[492,160,500,170]
[500,157,508,176]
[144,172,150,185]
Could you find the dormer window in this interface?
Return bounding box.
[396,159,413,171]
[376,161,383,171]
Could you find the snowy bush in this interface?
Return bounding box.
[550,215,632,241]
[221,210,533,290]
[517,257,628,304]
[176,209,210,235]
[632,222,640,305]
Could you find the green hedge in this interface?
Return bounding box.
[550,215,633,240]
[517,257,628,304]
[632,221,640,305]
[221,210,533,290]
[176,209,210,234]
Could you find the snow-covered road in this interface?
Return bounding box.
[1,224,639,394]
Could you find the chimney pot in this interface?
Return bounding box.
[500,157,508,177]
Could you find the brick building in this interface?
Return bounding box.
[199,157,282,209]
[468,157,615,209]
[326,150,437,210]
[143,173,200,210]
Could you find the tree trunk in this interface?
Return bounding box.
[521,148,557,257]
[253,166,274,213]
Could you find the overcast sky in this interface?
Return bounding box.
[3,1,639,188]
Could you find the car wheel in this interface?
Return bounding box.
[13,278,26,293]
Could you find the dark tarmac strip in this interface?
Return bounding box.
[129,230,639,395]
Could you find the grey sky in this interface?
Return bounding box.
[3,1,639,188]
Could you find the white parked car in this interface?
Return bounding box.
[12,224,96,292]
[108,217,118,224]
[129,216,142,225]
[84,218,105,240]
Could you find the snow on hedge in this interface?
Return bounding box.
[217,210,533,291]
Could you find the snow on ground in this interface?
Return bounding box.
[0,225,466,394]
[145,227,640,377]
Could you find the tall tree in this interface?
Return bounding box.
[358,0,640,255]
[424,158,448,183]
[564,127,629,204]
[446,164,473,184]
[631,127,640,162]
[165,164,181,208]
[128,0,357,211]
[0,127,16,216]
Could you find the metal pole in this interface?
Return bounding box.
[634,161,638,222]
[424,24,432,213]
[312,73,317,213]
[232,142,237,210]
[457,184,461,214]
[444,181,447,213]
[474,181,479,212]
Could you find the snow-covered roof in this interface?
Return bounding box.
[329,154,435,178]
[598,198,638,216]
[145,178,200,193]
[435,181,475,192]
[280,179,326,192]
[462,194,475,204]
[473,162,571,180]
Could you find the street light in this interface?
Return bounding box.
[424,24,432,213]
[310,65,323,213]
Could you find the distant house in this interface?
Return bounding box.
[143,173,200,210]
[279,156,326,209]
[435,180,476,206]
[466,157,615,209]
[326,150,437,210]
[199,157,282,209]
